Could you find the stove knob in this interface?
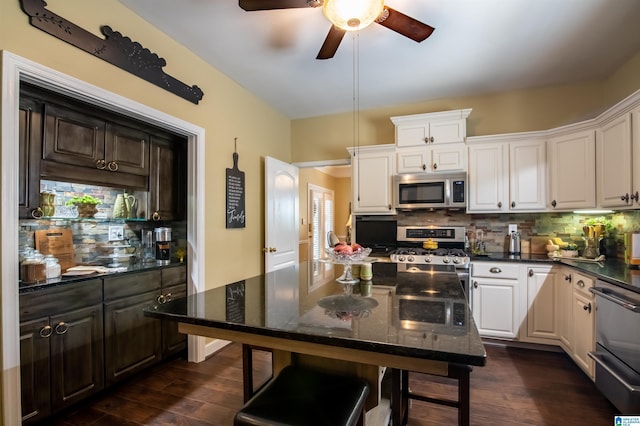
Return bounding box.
[425,255,433,263]
[407,255,415,263]
[453,257,461,264]
[442,256,451,264]
[398,256,406,262]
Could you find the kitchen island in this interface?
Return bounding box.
[144,262,486,425]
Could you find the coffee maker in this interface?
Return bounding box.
[154,227,172,265]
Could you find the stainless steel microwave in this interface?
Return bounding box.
[393,173,466,210]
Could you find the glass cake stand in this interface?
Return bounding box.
[320,247,376,295]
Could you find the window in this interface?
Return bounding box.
[309,184,334,290]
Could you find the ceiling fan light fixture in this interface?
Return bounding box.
[323,0,384,31]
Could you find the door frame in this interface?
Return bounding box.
[1,51,206,425]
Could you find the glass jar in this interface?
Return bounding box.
[21,251,46,283]
[44,255,61,279]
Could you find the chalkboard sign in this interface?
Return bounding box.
[225,280,246,323]
[226,150,246,228]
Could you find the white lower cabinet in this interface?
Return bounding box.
[470,262,521,339]
[569,272,595,378]
[524,265,561,343]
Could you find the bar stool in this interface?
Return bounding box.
[234,364,370,426]
[391,364,472,426]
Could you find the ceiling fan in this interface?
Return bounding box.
[238,0,435,59]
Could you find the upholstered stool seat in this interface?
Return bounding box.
[234,365,370,426]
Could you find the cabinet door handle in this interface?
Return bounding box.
[551,200,557,208]
[577,280,585,288]
[489,267,502,273]
[96,159,106,170]
[584,302,592,313]
[511,201,516,208]
[107,161,119,172]
[473,281,478,288]
[55,322,68,335]
[621,193,630,203]
[152,211,161,221]
[497,201,502,208]
[429,136,434,143]
[433,163,437,170]
[528,269,534,277]
[40,325,53,338]
[165,292,173,302]
[632,191,640,203]
[157,294,167,304]
[388,204,392,210]
[565,274,572,283]
[422,164,426,170]
[31,207,43,219]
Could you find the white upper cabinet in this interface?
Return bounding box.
[467,135,546,213]
[547,129,596,210]
[392,109,471,174]
[597,113,633,208]
[348,145,396,215]
[633,105,640,207]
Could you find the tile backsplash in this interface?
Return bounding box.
[20,181,186,265]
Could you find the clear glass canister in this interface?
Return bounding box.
[44,255,61,279]
[21,251,46,283]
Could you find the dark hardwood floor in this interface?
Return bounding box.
[51,343,618,426]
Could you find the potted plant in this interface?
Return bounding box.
[561,243,579,258]
[66,195,102,218]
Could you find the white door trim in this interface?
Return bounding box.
[1,50,206,425]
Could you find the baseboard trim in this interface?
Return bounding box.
[482,338,564,353]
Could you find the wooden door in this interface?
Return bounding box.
[161,283,187,357]
[106,123,150,176]
[547,130,596,210]
[43,102,106,169]
[18,96,44,219]
[104,291,162,386]
[49,304,104,413]
[20,317,51,425]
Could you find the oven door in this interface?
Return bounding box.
[590,281,640,413]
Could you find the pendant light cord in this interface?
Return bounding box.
[353,31,360,202]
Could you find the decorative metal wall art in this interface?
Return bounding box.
[19,0,204,104]
[226,138,246,229]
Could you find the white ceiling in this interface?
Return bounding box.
[119,0,640,120]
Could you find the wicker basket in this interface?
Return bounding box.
[76,203,98,218]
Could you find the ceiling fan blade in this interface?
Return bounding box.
[316,25,346,60]
[239,0,317,11]
[376,6,435,42]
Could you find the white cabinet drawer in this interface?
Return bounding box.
[471,262,520,279]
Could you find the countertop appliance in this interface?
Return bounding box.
[589,280,640,413]
[393,172,466,210]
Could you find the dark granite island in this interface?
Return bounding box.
[145,262,486,424]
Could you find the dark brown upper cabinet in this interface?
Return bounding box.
[40,102,149,190]
[149,134,186,221]
[19,95,44,219]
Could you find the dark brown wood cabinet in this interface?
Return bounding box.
[18,96,44,219]
[160,265,188,356]
[149,135,187,221]
[40,102,149,190]
[103,270,162,386]
[19,279,104,425]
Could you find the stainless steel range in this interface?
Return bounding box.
[391,226,470,269]
[390,226,470,305]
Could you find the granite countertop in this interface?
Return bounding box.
[470,252,640,293]
[145,262,487,367]
[19,261,185,293]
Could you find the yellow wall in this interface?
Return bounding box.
[291,50,640,162]
[1,0,291,286]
